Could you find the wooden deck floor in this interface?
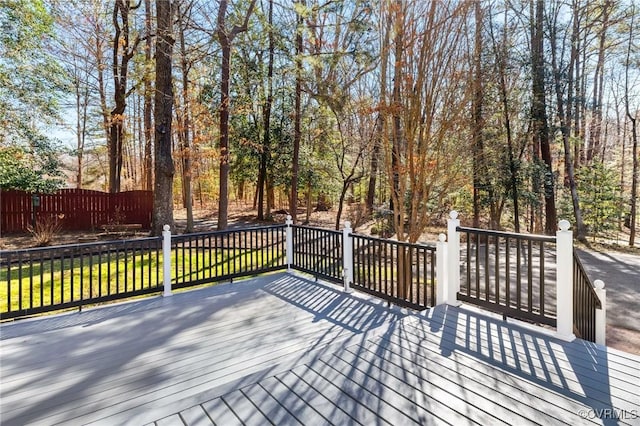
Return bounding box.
[1,272,639,425]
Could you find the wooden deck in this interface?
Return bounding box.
[1,273,639,425]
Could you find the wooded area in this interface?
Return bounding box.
[1,0,639,244]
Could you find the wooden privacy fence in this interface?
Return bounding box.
[0,189,153,232]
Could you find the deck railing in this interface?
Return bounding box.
[291,225,343,283]
[170,225,287,290]
[352,234,436,310]
[1,225,287,320]
[1,213,606,345]
[456,227,557,326]
[573,249,602,342]
[1,237,162,320]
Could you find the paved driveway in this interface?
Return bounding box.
[576,249,640,332]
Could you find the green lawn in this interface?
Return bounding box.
[1,247,284,314]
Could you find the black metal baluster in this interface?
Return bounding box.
[60,253,65,303]
[516,239,521,310]
[495,235,500,304]
[466,236,471,296]
[539,241,545,316]
[475,233,480,298]
[527,240,533,313]
[29,253,33,309]
[39,251,44,307]
[18,255,23,311]
[505,237,510,308]
[484,233,490,301]
[49,252,55,304]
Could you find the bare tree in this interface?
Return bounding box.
[216,0,256,230]
[381,1,472,297]
[152,0,175,235]
[625,5,638,246]
[176,0,195,232]
[143,0,153,191]
[531,0,557,234]
[548,0,586,240]
[109,0,144,193]
[289,0,304,223]
[257,0,275,221]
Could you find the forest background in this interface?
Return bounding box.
[2,0,640,247]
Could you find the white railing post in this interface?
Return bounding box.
[436,233,448,305]
[594,279,606,345]
[162,224,172,297]
[285,215,293,272]
[446,211,460,305]
[342,221,354,293]
[556,220,575,341]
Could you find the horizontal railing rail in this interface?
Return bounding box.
[170,225,287,289]
[351,234,436,310]
[573,249,601,342]
[1,237,162,320]
[456,226,557,326]
[291,225,343,283]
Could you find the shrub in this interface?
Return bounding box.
[27,215,63,247]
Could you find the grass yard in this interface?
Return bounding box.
[1,247,284,315]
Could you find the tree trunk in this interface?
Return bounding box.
[390,0,403,237]
[626,7,638,246]
[216,0,256,230]
[143,0,153,191]
[335,182,349,231]
[177,2,193,232]
[366,115,382,215]
[531,0,557,234]
[305,180,312,224]
[289,0,304,223]
[217,7,231,229]
[396,246,412,300]
[152,0,174,235]
[257,0,274,221]
[109,0,144,193]
[550,2,586,241]
[587,1,611,164]
[472,1,484,229]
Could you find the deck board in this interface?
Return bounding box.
[175,405,214,426]
[1,271,639,426]
[240,381,304,426]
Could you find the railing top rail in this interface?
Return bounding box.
[171,224,287,240]
[456,226,557,243]
[0,236,162,256]
[351,233,436,250]
[573,248,602,309]
[291,224,342,235]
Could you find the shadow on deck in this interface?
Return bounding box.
[1,272,638,425]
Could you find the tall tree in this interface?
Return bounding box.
[257,0,274,221]
[625,5,638,246]
[289,0,304,223]
[176,0,194,232]
[487,4,521,232]
[152,0,174,235]
[586,1,613,163]
[531,0,557,234]
[216,0,256,230]
[109,0,143,193]
[548,0,586,240]
[143,0,153,191]
[471,1,485,229]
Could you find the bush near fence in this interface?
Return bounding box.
[0,189,153,232]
